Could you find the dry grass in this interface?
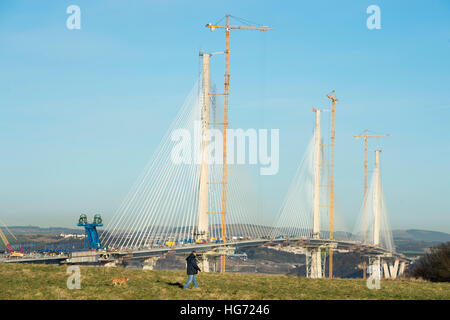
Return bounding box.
[0,263,449,300]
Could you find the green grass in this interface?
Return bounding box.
[0,263,449,300]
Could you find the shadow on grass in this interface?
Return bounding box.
[157,280,184,288]
[168,282,184,288]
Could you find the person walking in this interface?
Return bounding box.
[183,250,201,289]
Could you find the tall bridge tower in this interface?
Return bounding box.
[310,108,323,278]
[373,150,382,247]
[197,52,211,241]
[369,150,383,277]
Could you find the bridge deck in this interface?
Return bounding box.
[1,237,410,264]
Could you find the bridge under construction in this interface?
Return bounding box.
[1,15,408,280]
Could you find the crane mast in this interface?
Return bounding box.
[205,15,272,273]
[326,91,338,278]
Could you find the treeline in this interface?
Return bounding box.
[410,241,450,282]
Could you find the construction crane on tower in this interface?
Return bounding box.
[354,130,391,278]
[205,14,272,273]
[354,131,391,244]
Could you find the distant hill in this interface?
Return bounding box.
[6,226,82,235]
[5,226,450,243]
[393,229,450,243]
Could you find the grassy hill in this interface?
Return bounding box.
[393,229,450,242]
[0,263,448,300]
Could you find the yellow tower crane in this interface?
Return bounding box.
[205,15,272,273]
[326,90,337,279]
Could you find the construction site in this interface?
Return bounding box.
[0,14,418,283]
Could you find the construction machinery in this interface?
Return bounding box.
[0,220,25,257]
[77,214,103,250]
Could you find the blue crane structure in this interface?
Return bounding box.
[77,214,103,249]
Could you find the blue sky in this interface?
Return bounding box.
[0,0,449,232]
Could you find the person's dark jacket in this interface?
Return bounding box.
[186,253,201,275]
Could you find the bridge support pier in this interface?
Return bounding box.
[308,248,322,278]
[306,247,326,278]
[199,255,211,273]
[366,253,394,279]
[304,242,337,278]
[196,246,235,273]
[143,256,160,270]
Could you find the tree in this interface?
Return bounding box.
[411,242,450,282]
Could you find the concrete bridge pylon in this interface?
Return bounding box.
[309,108,323,278]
